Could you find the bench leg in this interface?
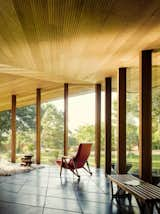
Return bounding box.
[110,181,114,198]
[110,181,132,204]
[128,193,132,205]
[110,181,125,199]
[155,202,160,214]
[136,199,154,214]
[136,199,144,214]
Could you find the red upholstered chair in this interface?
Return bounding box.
[56,143,92,179]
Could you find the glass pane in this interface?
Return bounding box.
[16,105,36,163]
[68,86,95,166]
[0,110,11,161]
[112,75,118,171]
[126,67,139,174]
[100,90,105,168]
[41,99,64,164]
[152,51,160,178]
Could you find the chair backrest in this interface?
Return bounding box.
[72,143,92,168]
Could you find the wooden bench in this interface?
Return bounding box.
[108,174,160,214]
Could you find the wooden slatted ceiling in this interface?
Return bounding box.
[0,0,160,110]
[0,72,94,111]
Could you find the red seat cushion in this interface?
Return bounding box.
[56,160,62,166]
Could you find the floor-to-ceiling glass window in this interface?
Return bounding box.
[111,75,118,170]
[16,105,36,162]
[41,99,64,164]
[0,110,11,161]
[100,90,105,167]
[68,85,95,166]
[152,51,160,179]
[126,67,139,174]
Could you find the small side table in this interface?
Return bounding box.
[21,155,33,167]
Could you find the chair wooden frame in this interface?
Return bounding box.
[57,143,92,180]
[60,156,92,179]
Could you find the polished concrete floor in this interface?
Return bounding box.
[0,166,142,213]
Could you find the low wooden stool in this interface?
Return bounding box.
[21,155,33,167]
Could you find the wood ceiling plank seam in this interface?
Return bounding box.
[83,0,115,62]
[48,0,54,74]
[72,0,115,80]
[81,0,114,48]
[61,6,68,75]
[58,0,64,74]
[0,73,18,82]
[63,0,75,75]
[74,0,92,75]
[52,0,61,77]
[57,0,66,75]
[53,1,61,76]
[0,69,64,84]
[17,94,36,100]
[68,1,87,79]
[71,0,84,41]
[0,20,14,60]
[0,51,13,66]
[15,83,62,94]
[41,84,64,91]
[31,0,52,73]
[12,0,44,71]
[73,0,89,76]
[4,11,29,67]
[106,11,160,65]
[67,1,75,75]
[0,25,20,68]
[30,0,47,72]
[64,0,75,72]
[0,76,26,85]
[10,1,36,69]
[11,2,36,69]
[99,2,160,70]
[0,77,62,97]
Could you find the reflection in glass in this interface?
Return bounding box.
[111,75,118,169]
[16,105,36,163]
[0,110,11,161]
[68,87,95,166]
[126,67,139,174]
[41,100,64,164]
[152,51,160,177]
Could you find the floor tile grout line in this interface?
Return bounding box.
[0,199,43,209]
[16,177,28,193]
[0,166,141,213]
[42,167,51,214]
[47,167,83,213]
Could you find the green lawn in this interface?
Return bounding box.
[1,150,160,175]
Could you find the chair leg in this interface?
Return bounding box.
[83,161,92,175]
[72,161,80,179]
[60,164,63,177]
[71,169,80,178]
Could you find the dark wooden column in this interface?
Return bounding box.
[11,95,16,163]
[105,78,112,175]
[117,68,126,174]
[139,50,152,183]
[64,83,68,156]
[36,88,41,164]
[95,84,101,168]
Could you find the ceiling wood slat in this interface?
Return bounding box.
[0,0,159,110]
